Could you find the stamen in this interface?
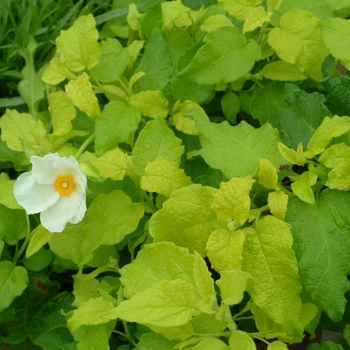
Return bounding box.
[54,175,75,196]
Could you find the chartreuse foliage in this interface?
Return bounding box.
[1,1,350,349]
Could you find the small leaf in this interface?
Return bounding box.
[26,226,53,258]
[49,91,76,136]
[0,203,27,245]
[56,14,101,72]
[212,176,255,225]
[90,38,129,83]
[306,116,350,157]
[81,149,127,181]
[41,57,74,85]
[278,142,307,165]
[261,61,307,81]
[172,101,208,135]
[268,341,289,350]
[128,90,168,119]
[229,330,256,350]
[132,117,184,176]
[291,170,318,205]
[268,191,288,220]
[0,109,46,152]
[112,280,197,327]
[243,6,270,33]
[193,338,229,350]
[258,159,278,190]
[65,73,100,118]
[67,297,115,331]
[219,0,263,21]
[140,157,192,196]
[216,270,252,306]
[95,100,141,155]
[207,229,246,272]
[0,173,22,209]
[0,261,29,312]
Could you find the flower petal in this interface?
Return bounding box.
[69,194,87,224]
[40,191,84,232]
[31,154,60,184]
[54,156,85,179]
[13,172,60,214]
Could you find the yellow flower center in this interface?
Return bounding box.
[54,175,75,196]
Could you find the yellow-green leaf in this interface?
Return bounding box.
[278,142,308,165]
[65,73,100,118]
[161,1,192,30]
[200,15,235,32]
[229,330,256,350]
[291,170,318,205]
[111,280,197,327]
[26,226,53,258]
[306,116,350,157]
[268,9,329,81]
[172,101,208,135]
[0,173,22,210]
[41,57,74,85]
[242,216,303,335]
[216,270,252,306]
[243,6,270,34]
[140,157,192,196]
[128,90,168,119]
[321,18,350,70]
[0,109,47,152]
[212,176,255,225]
[49,91,76,136]
[326,163,350,191]
[67,297,115,332]
[258,158,278,190]
[207,229,246,272]
[219,0,263,21]
[268,191,288,220]
[261,61,307,81]
[56,14,101,72]
[81,149,127,181]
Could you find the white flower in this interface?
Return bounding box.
[14,153,87,232]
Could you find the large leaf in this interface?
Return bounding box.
[132,117,184,176]
[178,26,260,84]
[285,189,350,321]
[268,9,329,81]
[134,29,174,91]
[56,14,101,72]
[194,114,285,178]
[280,84,331,150]
[321,18,350,70]
[49,190,144,266]
[111,280,197,327]
[149,184,225,256]
[242,216,303,335]
[95,100,141,155]
[120,242,217,313]
[0,261,28,312]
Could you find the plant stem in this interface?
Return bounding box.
[74,133,95,159]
